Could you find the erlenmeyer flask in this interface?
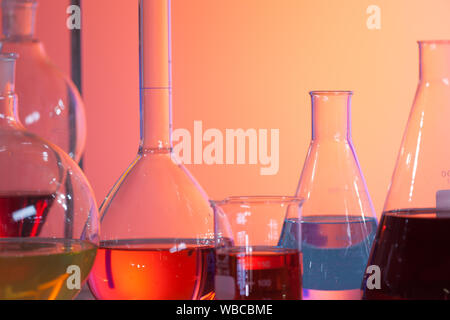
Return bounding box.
[289,91,377,300]
[0,53,99,300]
[87,0,214,300]
[364,41,450,300]
[0,0,86,161]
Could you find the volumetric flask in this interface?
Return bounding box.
[0,53,99,300]
[0,0,87,161]
[212,196,303,300]
[293,91,377,300]
[87,0,214,300]
[364,41,450,300]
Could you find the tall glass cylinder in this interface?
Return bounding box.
[293,91,377,300]
[87,0,215,300]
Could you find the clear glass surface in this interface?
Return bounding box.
[0,0,86,161]
[87,0,214,300]
[0,53,99,300]
[293,91,377,300]
[364,41,450,300]
[212,196,303,300]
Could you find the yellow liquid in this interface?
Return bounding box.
[0,238,97,300]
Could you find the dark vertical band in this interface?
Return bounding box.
[65,0,82,240]
[70,0,83,168]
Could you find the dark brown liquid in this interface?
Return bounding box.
[363,210,450,300]
[216,247,302,300]
[0,193,54,237]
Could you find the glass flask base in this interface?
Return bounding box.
[364,210,450,300]
[303,289,362,300]
[215,246,302,300]
[0,238,97,300]
[88,239,215,300]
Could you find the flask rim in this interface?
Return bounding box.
[310,90,353,96]
[211,196,304,207]
[2,0,38,8]
[0,53,18,61]
[418,40,450,45]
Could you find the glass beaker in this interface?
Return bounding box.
[363,41,450,300]
[292,91,377,300]
[87,0,214,300]
[0,53,99,300]
[0,0,86,161]
[212,196,303,300]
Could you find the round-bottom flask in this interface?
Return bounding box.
[0,53,99,300]
[87,0,214,300]
[0,0,87,161]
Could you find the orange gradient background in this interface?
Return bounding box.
[25,0,450,219]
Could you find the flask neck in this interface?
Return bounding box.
[311,91,352,141]
[1,0,38,41]
[419,41,450,82]
[139,0,172,153]
[0,94,20,128]
[0,40,46,60]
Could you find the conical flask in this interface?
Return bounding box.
[292,91,377,300]
[0,53,99,300]
[0,0,86,161]
[364,41,450,300]
[87,0,214,300]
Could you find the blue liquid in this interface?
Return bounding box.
[279,216,377,294]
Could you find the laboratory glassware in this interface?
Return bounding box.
[364,41,450,300]
[292,91,377,300]
[0,53,99,300]
[0,0,86,161]
[212,196,303,300]
[87,0,214,300]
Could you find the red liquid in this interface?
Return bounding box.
[0,193,54,237]
[215,247,302,300]
[88,239,215,300]
[363,210,450,300]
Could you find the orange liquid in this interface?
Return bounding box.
[88,239,215,300]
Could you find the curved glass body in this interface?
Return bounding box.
[293,91,377,300]
[364,41,450,300]
[0,53,99,300]
[0,0,86,161]
[87,0,214,300]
